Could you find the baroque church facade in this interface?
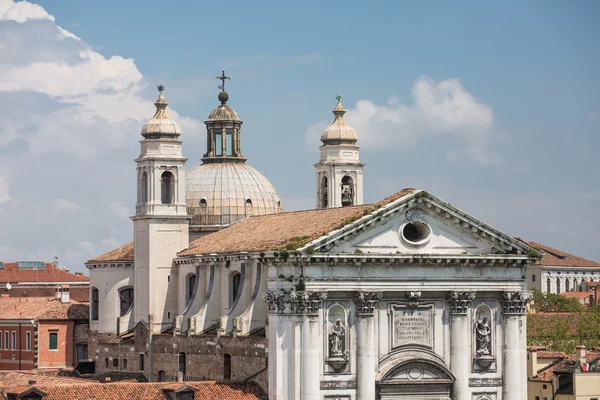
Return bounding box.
[87,80,538,400]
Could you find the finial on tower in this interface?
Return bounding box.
[335,94,343,102]
[216,70,231,104]
[157,84,165,93]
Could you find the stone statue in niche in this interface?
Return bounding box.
[475,316,491,356]
[329,319,346,357]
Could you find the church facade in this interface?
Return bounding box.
[87,81,538,400]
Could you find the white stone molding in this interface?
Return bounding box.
[353,291,383,315]
[448,291,476,315]
[263,290,327,315]
[500,291,531,315]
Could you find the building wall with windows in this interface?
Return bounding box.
[0,322,35,370]
[37,320,74,369]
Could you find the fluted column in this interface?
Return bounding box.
[501,291,531,400]
[353,292,383,400]
[448,291,476,400]
[264,290,326,400]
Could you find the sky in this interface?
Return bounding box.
[0,0,598,274]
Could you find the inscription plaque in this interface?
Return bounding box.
[320,380,357,390]
[392,305,433,348]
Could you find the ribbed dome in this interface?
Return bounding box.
[186,163,283,226]
[207,104,239,121]
[141,93,181,138]
[320,100,358,145]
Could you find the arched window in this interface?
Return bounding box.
[245,199,253,216]
[140,172,148,204]
[320,176,328,208]
[341,175,354,207]
[546,278,551,293]
[556,278,561,294]
[178,352,186,377]
[229,272,241,310]
[119,287,134,316]
[161,171,174,204]
[223,354,231,380]
[186,273,196,305]
[565,278,570,292]
[157,370,166,382]
[91,288,99,321]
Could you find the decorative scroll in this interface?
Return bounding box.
[500,291,532,315]
[405,291,421,307]
[263,290,327,315]
[406,208,426,224]
[353,292,383,315]
[448,291,476,315]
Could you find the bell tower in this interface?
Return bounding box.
[315,95,364,208]
[133,86,190,333]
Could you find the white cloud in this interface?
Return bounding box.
[0,175,10,204]
[305,76,499,164]
[53,198,89,213]
[0,0,53,23]
[110,200,130,220]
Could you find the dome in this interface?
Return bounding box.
[141,93,181,138]
[186,163,283,226]
[207,104,240,121]
[320,100,358,145]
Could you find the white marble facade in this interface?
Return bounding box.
[263,194,535,400]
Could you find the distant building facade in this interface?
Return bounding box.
[526,242,600,294]
[0,261,89,302]
[0,289,88,371]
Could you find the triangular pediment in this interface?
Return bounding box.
[304,190,535,257]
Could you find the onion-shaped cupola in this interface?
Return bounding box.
[141,86,181,139]
[320,96,358,145]
[202,71,245,163]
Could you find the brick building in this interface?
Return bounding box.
[0,290,88,371]
[0,261,89,302]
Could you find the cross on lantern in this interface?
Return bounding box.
[216,70,231,92]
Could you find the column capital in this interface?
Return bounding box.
[353,291,383,315]
[448,291,476,315]
[500,291,532,315]
[263,290,327,315]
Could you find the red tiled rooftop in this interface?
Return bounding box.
[88,242,134,262]
[1,381,267,400]
[0,296,89,320]
[0,262,89,283]
[528,241,600,268]
[0,371,95,392]
[560,291,594,300]
[530,351,600,382]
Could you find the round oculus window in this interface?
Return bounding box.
[400,221,432,247]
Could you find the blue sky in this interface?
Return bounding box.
[0,0,598,272]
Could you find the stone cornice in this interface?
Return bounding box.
[263,290,327,315]
[85,262,133,269]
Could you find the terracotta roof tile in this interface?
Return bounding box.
[0,262,89,284]
[88,242,134,262]
[0,371,95,393]
[2,381,267,400]
[528,241,600,268]
[0,296,88,320]
[530,351,600,382]
[180,188,415,256]
[560,291,594,299]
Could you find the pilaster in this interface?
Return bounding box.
[353,291,382,400]
[501,291,531,400]
[448,291,476,400]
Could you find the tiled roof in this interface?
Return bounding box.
[2,381,267,400]
[0,371,95,393]
[88,242,134,262]
[0,296,89,321]
[528,241,600,268]
[179,188,415,256]
[530,351,600,382]
[0,262,89,283]
[560,291,594,299]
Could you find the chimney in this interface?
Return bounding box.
[577,344,586,363]
[177,372,183,383]
[528,346,540,378]
[56,285,70,304]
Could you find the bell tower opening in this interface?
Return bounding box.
[320,176,328,208]
[341,175,354,207]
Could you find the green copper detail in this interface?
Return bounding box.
[157,84,165,93]
[335,94,343,102]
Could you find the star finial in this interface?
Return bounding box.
[157,84,165,93]
[335,94,343,102]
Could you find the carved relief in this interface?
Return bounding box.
[448,291,476,314]
[500,291,532,315]
[473,304,495,371]
[353,291,383,315]
[475,316,491,356]
[263,290,327,315]
[329,320,346,358]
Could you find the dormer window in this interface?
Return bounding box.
[160,384,198,400]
